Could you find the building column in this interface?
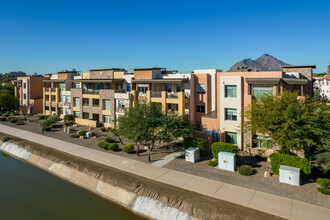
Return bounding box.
[161,91,167,114]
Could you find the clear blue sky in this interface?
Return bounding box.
[0,0,329,74]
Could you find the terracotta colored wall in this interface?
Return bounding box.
[31,98,44,114]
[133,70,153,80]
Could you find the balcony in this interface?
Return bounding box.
[83,90,99,95]
[117,107,126,113]
[51,88,56,92]
[45,88,50,92]
[167,92,178,99]
[150,91,162,98]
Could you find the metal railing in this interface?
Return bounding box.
[83,90,99,95]
[150,91,162,98]
[51,88,56,92]
[45,88,50,92]
[167,92,178,99]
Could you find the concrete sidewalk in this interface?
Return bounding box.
[0,124,329,220]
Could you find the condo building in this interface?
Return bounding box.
[314,76,330,101]
[14,75,50,114]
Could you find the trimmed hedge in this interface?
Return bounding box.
[64,114,74,121]
[255,154,262,161]
[122,144,135,153]
[98,142,109,149]
[316,178,330,189]
[2,136,10,142]
[317,188,330,195]
[238,165,253,176]
[71,134,79,138]
[38,115,46,119]
[15,122,25,125]
[100,127,107,132]
[211,142,239,160]
[78,130,87,136]
[104,137,114,143]
[108,143,119,151]
[8,118,18,123]
[0,117,6,121]
[64,120,75,126]
[43,126,51,131]
[269,153,312,178]
[208,160,218,167]
[183,137,206,155]
[3,112,10,117]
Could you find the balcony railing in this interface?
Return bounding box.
[150,91,162,98]
[51,88,56,92]
[83,90,99,95]
[117,108,126,113]
[45,88,50,92]
[167,92,178,99]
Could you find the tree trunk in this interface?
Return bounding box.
[118,136,124,145]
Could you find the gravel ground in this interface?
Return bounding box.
[164,155,330,209]
[0,116,179,164]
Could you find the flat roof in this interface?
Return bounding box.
[89,68,125,71]
[72,79,125,83]
[245,78,281,85]
[283,78,308,85]
[43,79,66,83]
[58,71,78,74]
[282,65,316,69]
[132,78,188,84]
[130,67,166,71]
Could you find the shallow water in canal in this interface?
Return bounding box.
[0,152,145,220]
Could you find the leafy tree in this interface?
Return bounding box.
[116,103,194,161]
[244,91,330,154]
[316,133,330,170]
[237,67,240,71]
[0,89,17,111]
[327,65,330,77]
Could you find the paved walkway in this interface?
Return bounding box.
[152,150,184,167]
[0,124,329,220]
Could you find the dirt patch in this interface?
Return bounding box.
[0,132,284,220]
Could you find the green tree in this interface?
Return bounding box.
[327,65,330,77]
[316,133,330,170]
[0,89,17,111]
[116,103,194,161]
[244,91,330,154]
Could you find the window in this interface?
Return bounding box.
[74,111,80,119]
[115,83,123,90]
[196,103,205,113]
[74,97,80,107]
[65,96,70,103]
[65,109,70,115]
[137,84,148,96]
[45,106,49,111]
[103,99,111,110]
[225,108,237,121]
[225,132,237,144]
[253,86,273,101]
[59,83,65,91]
[196,84,205,94]
[253,135,273,149]
[83,98,89,106]
[177,84,184,92]
[59,108,63,115]
[73,83,81,89]
[126,83,131,92]
[60,96,65,103]
[92,99,99,107]
[24,94,26,99]
[118,100,126,109]
[104,115,111,124]
[165,84,172,92]
[225,85,237,97]
[23,83,26,89]
[83,112,89,119]
[51,107,56,112]
[94,84,103,90]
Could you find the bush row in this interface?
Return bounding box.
[98,142,119,151]
[183,137,206,155]
[211,142,239,160]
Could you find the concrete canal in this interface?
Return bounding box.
[0,152,145,220]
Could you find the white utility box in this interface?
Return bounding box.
[85,132,93,138]
[218,152,236,172]
[279,165,300,186]
[66,127,71,133]
[185,147,200,163]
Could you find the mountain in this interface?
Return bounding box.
[227,54,290,72]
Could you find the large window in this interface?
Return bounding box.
[126,83,131,92]
[74,111,80,119]
[253,135,273,149]
[92,99,99,107]
[196,84,205,94]
[225,85,237,98]
[118,100,126,109]
[73,97,80,107]
[103,99,111,110]
[65,109,71,115]
[23,83,26,89]
[225,132,237,144]
[104,115,111,124]
[59,108,63,115]
[225,108,237,121]
[115,83,123,90]
[177,84,184,92]
[137,84,148,96]
[73,83,81,89]
[253,86,273,101]
[60,96,65,103]
[83,98,89,106]
[59,83,65,91]
[196,103,205,113]
[65,96,70,103]
[83,112,89,119]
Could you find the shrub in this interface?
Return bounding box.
[100,127,107,132]
[316,178,330,189]
[22,113,27,116]
[71,134,79,138]
[64,114,74,121]
[122,144,135,153]
[269,153,312,178]
[44,115,50,119]
[211,142,239,160]
[8,118,18,123]
[43,126,51,131]
[317,188,330,195]
[0,117,6,121]
[39,119,52,128]
[38,115,46,119]
[108,143,119,151]
[208,160,218,167]
[2,136,10,142]
[64,120,75,126]
[98,142,109,149]
[3,112,10,117]
[183,137,206,155]
[15,122,25,125]
[255,154,262,161]
[50,123,57,128]
[78,130,87,136]
[48,115,59,122]
[104,137,114,143]
[238,165,253,176]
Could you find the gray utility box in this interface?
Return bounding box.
[279,165,300,186]
[185,147,200,163]
[66,127,71,133]
[218,152,235,172]
[85,132,93,138]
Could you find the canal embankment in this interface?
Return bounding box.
[0,132,284,220]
